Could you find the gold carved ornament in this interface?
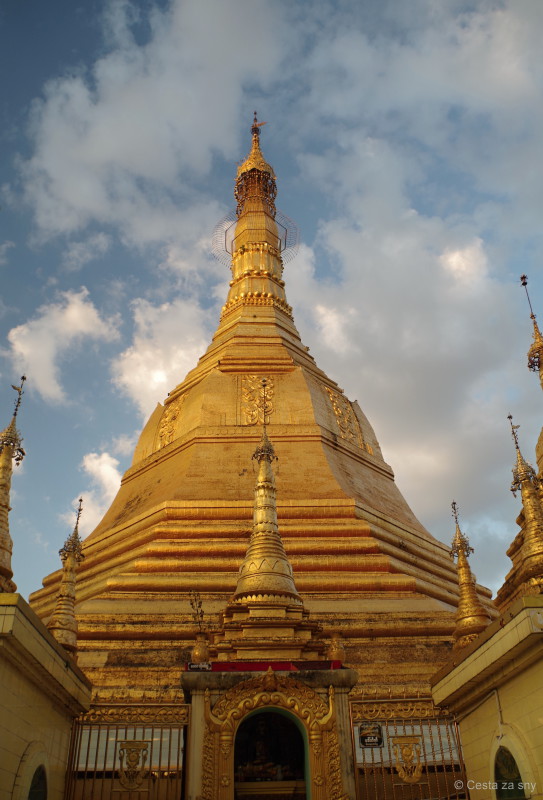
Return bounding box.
[391,736,423,784]
[118,740,149,789]
[200,669,349,800]
[351,700,446,721]
[241,375,274,426]
[158,395,184,447]
[80,705,190,725]
[325,387,372,454]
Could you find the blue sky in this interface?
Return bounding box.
[2,0,543,600]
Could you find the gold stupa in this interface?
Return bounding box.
[30,118,494,698]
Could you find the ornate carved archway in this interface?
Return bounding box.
[200,668,349,799]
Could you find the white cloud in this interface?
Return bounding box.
[0,241,15,265]
[62,233,111,271]
[112,296,210,417]
[6,288,119,403]
[111,431,139,457]
[17,0,289,248]
[64,451,122,537]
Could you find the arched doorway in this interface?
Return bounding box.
[495,747,526,800]
[234,710,307,798]
[27,765,47,800]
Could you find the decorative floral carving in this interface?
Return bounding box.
[118,740,149,789]
[326,387,371,453]
[80,704,190,725]
[159,395,184,447]
[351,700,445,721]
[392,735,423,784]
[241,375,274,425]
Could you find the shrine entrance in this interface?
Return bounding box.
[233,710,307,799]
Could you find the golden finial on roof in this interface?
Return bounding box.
[0,376,26,593]
[237,111,274,178]
[0,376,26,465]
[450,500,473,559]
[449,501,491,649]
[234,111,277,218]
[496,414,543,608]
[59,497,85,562]
[508,413,539,496]
[47,497,85,656]
[520,275,543,373]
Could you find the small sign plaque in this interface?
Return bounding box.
[188,662,211,671]
[359,723,383,748]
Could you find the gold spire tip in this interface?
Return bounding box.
[507,413,520,451]
[60,497,84,561]
[450,500,473,558]
[251,110,267,136]
[12,375,26,418]
[451,500,460,526]
[520,274,536,319]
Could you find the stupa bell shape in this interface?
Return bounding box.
[30,120,494,695]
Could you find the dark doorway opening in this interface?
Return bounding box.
[234,711,306,799]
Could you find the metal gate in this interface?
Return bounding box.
[351,696,469,800]
[64,704,190,800]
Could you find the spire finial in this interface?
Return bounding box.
[47,497,84,655]
[520,275,543,373]
[12,375,26,419]
[520,274,535,317]
[508,413,521,451]
[450,501,473,559]
[451,500,460,527]
[508,414,538,496]
[251,110,266,136]
[60,497,84,561]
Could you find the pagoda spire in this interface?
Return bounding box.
[520,275,543,381]
[0,376,26,593]
[219,113,292,323]
[449,502,491,649]
[232,379,302,605]
[503,415,543,597]
[48,498,84,656]
[520,275,543,478]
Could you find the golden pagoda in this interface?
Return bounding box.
[449,501,491,649]
[30,117,494,695]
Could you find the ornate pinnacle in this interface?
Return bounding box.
[520,275,543,372]
[450,501,474,559]
[508,414,538,496]
[235,112,276,217]
[0,376,26,465]
[449,500,491,649]
[47,497,84,656]
[60,497,84,563]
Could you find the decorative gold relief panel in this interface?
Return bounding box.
[158,394,185,447]
[200,668,349,800]
[325,388,372,454]
[391,735,423,784]
[241,375,274,425]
